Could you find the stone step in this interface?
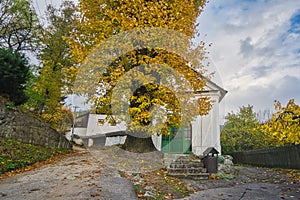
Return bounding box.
[163,154,201,168]
[169,163,204,169]
[167,167,207,174]
[167,173,210,180]
[173,159,202,164]
[164,154,209,180]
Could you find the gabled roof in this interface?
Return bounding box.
[205,78,227,102]
[203,147,219,155]
[195,76,227,103]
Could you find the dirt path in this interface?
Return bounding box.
[0,147,141,200]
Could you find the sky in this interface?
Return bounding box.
[196,0,300,117]
[33,0,300,120]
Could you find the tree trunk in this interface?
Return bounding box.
[121,134,157,153]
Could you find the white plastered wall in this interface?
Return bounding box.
[152,134,162,151]
[151,94,222,155]
[191,95,221,156]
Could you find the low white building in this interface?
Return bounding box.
[72,79,226,156]
[72,114,127,147]
[153,79,227,155]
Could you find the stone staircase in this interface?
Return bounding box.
[164,154,210,180]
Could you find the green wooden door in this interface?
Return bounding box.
[161,126,192,154]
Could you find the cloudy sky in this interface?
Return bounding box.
[196,0,300,116]
[33,0,300,118]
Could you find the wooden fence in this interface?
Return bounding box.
[230,145,300,169]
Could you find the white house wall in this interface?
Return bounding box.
[151,95,221,156]
[152,134,162,151]
[150,93,222,155]
[105,136,126,146]
[192,95,221,155]
[73,127,87,137]
[86,114,126,136]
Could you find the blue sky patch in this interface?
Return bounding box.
[289,10,300,34]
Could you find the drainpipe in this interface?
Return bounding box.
[201,116,203,153]
[71,106,79,142]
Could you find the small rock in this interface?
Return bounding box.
[0,192,7,197]
[144,191,156,198]
[133,173,142,180]
[144,185,156,191]
[224,159,233,165]
[73,138,84,146]
[218,163,234,174]
[29,188,40,192]
[224,155,233,161]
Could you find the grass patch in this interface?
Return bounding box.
[210,172,235,180]
[123,169,195,199]
[0,138,72,175]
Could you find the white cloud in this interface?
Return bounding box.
[33,0,59,15]
[33,0,78,20]
[197,0,300,114]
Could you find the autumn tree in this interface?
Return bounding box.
[24,1,76,132]
[260,99,300,146]
[0,48,30,105]
[69,0,210,152]
[221,105,266,154]
[0,0,41,52]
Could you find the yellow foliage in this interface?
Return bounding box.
[39,106,73,133]
[24,2,77,132]
[260,99,300,146]
[68,0,211,135]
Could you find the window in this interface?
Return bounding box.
[98,119,105,125]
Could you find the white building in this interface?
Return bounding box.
[152,79,227,155]
[72,79,226,156]
[72,114,127,147]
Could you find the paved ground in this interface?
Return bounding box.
[0,147,139,200]
[0,146,299,200]
[0,146,163,200]
[179,165,300,200]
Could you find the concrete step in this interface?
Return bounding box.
[163,154,200,168]
[164,154,209,180]
[169,162,204,168]
[173,159,202,164]
[167,167,207,174]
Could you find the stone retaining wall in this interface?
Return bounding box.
[0,105,71,149]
